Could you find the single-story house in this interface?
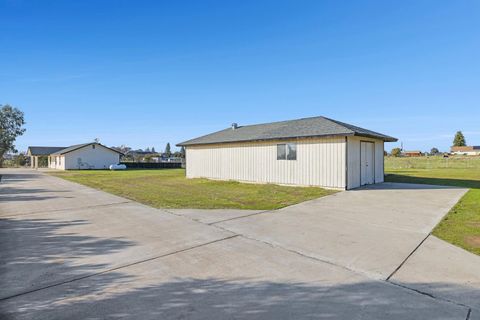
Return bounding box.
[177,116,397,189]
[403,150,423,157]
[27,142,123,170]
[451,146,480,156]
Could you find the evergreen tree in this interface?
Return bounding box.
[151,147,155,153]
[165,143,171,157]
[180,146,186,158]
[453,131,466,147]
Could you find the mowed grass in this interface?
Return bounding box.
[385,156,480,255]
[50,169,335,210]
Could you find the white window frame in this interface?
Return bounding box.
[277,143,297,161]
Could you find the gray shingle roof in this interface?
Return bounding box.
[51,143,96,155]
[27,146,66,156]
[28,143,124,156]
[177,116,397,146]
[51,143,124,155]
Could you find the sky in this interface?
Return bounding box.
[1,0,479,153]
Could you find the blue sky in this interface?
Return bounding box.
[1,0,479,153]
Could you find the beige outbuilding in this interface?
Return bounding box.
[27,142,123,170]
[178,116,397,189]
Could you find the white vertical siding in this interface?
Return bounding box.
[347,137,361,189]
[375,140,385,183]
[346,136,385,189]
[186,137,346,188]
[64,145,120,169]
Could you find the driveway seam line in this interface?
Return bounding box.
[207,210,273,225]
[388,281,473,311]
[153,209,367,277]
[385,233,431,281]
[161,208,274,226]
[466,308,472,320]
[209,223,474,312]
[0,234,239,302]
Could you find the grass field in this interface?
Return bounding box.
[50,169,335,210]
[385,156,480,255]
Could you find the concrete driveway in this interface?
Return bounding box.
[1,168,478,319]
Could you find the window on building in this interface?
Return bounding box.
[287,143,297,160]
[277,143,297,160]
[277,144,286,160]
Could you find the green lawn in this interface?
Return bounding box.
[385,156,480,255]
[50,169,335,210]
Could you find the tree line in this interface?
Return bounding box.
[389,131,468,157]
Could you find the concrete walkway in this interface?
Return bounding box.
[0,168,478,320]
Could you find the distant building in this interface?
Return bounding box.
[403,151,422,157]
[27,142,123,170]
[451,146,480,156]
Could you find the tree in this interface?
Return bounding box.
[453,131,466,147]
[38,156,48,167]
[180,146,186,158]
[430,147,439,155]
[151,147,156,153]
[144,154,153,163]
[0,104,26,167]
[165,142,171,157]
[391,148,401,157]
[14,153,27,166]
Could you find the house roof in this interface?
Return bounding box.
[177,116,398,146]
[451,146,480,151]
[27,146,66,156]
[28,143,124,156]
[51,143,124,155]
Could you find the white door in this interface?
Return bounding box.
[360,141,375,186]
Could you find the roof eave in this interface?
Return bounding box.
[354,133,398,142]
[177,133,356,147]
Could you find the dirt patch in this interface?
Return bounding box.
[465,236,480,248]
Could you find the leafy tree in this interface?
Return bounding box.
[0,104,26,167]
[180,146,186,158]
[38,156,48,167]
[145,147,151,152]
[144,154,153,163]
[430,147,439,155]
[391,148,402,157]
[14,153,27,166]
[165,142,171,157]
[453,131,466,147]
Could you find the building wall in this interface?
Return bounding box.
[63,145,120,169]
[186,137,346,188]
[452,151,480,156]
[346,136,384,189]
[48,155,66,170]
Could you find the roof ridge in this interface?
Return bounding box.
[232,115,328,130]
[177,116,397,146]
[318,116,356,134]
